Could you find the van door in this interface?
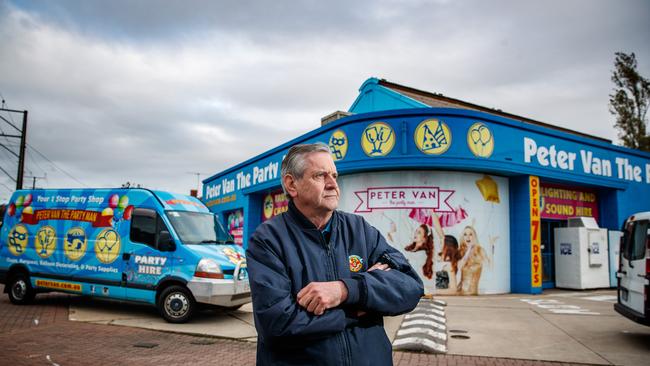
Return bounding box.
[123,208,175,302]
[619,219,649,316]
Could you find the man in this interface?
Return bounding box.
[246,143,424,366]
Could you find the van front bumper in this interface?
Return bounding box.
[186,262,251,307]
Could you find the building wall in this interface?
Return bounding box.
[202,108,650,294]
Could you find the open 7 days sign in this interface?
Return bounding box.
[354,186,454,213]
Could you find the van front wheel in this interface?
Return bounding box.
[8,273,36,305]
[158,285,195,323]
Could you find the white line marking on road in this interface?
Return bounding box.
[520,298,600,315]
[581,295,616,302]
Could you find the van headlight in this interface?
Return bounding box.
[194,259,224,279]
[238,261,248,280]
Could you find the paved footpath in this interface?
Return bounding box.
[0,287,594,366]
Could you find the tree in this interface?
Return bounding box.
[609,52,650,151]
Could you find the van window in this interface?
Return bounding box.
[130,208,171,249]
[624,220,649,261]
[166,211,233,245]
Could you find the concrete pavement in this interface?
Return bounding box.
[65,288,650,366]
[439,289,650,366]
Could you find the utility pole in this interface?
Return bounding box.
[187,172,207,195]
[0,107,28,190]
[25,174,46,189]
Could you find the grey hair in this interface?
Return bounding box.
[281,142,331,196]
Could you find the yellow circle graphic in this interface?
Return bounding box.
[35,226,57,259]
[94,228,121,264]
[7,224,29,256]
[414,119,452,155]
[262,194,274,220]
[467,122,494,158]
[64,227,87,261]
[361,122,395,157]
[329,130,348,161]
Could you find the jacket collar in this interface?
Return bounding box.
[287,200,337,232]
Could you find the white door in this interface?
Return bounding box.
[619,219,649,315]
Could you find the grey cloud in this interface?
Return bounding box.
[1,0,649,199]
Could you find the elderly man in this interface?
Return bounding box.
[246,142,423,366]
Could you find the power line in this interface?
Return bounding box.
[26,148,48,176]
[0,181,13,192]
[1,98,86,188]
[26,144,88,187]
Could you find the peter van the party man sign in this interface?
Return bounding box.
[354,186,455,213]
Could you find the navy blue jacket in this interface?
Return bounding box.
[247,202,424,366]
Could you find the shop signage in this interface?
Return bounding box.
[523,137,650,184]
[354,186,454,213]
[529,176,542,288]
[540,184,599,221]
[262,190,288,222]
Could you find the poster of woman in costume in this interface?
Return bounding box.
[337,170,510,295]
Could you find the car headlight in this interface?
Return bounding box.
[194,258,224,279]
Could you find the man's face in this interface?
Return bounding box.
[290,151,340,215]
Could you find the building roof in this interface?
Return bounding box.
[354,78,611,144]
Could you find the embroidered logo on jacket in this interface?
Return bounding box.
[349,255,363,272]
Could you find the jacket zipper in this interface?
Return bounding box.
[321,230,352,366]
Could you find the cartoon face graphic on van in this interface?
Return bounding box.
[64,227,87,261]
[94,228,121,264]
[8,224,29,256]
[35,226,57,259]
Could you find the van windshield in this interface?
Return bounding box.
[166,211,234,245]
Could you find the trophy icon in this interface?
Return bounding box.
[37,227,56,256]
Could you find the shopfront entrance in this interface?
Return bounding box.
[540,219,566,288]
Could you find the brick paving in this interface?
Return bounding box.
[0,285,596,366]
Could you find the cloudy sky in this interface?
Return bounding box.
[0,0,648,201]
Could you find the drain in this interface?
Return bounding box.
[450,335,470,340]
[133,342,159,348]
[449,329,468,334]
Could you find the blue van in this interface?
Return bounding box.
[0,188,250,323]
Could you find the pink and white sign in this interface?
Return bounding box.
[354,186,454,213]
[338,171,511,295]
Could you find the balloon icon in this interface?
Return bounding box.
[108,194,119,209]
[475,175,500,203]
[118,195,129,209]
[23,194,32,207]
[123,205,134,220]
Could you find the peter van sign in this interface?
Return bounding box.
[354,186,454,213]
[523,137,650,184]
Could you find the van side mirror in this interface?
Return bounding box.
[158,231,176,252]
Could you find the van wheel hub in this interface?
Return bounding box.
[11,279,27,300]
[165,293,189,317]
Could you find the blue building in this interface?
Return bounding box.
[202,78,650,295]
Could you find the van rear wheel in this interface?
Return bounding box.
[158,285,195,323]
[8,273,36,305]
